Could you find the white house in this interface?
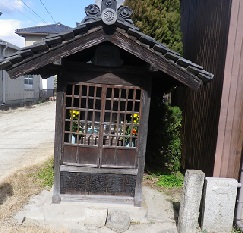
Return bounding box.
[15,23,72,99]
[0,40,40,105]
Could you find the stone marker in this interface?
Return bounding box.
[84,207,107,227]
[178,170,205,233]
[106,210,130,233]
[201,177,238,233]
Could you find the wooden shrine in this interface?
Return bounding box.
[0,0,213,206]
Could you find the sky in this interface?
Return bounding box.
[0,0,125,48]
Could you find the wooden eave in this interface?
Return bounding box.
[0,20,214,90]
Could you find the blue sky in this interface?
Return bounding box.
[0,0,100,47]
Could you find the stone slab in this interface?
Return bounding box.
[178,170,205,233]
[201,177,238,233]
[84,207,107,227]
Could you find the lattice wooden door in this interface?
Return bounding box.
[63,82,142,168]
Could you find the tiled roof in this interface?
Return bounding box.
[0,39,20,51]
[0,4,213,90]
[15,23,72,35]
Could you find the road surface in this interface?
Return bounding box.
[0,101,56,180]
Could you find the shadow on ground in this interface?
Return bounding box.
[0,183,13,205]
[173,201,180,224]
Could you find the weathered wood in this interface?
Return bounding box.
[63,69,145,89]
[63,61,148,74]
[214,1,243,179]
[52,73,65,204]
[134,75,151,206]
[60,165,138,175]
[111,29,202,90]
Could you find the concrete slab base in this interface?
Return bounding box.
[15,186,178,233]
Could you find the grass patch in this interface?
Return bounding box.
[157,173,184,188]
[143,172,183,202]
[232,227,243,233]
[36,158,54,189]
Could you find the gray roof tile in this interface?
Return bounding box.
[16,23,72,35]
[153,44,168,55]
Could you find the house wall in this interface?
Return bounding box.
[0,43,40,105]
[180,0,232,176]
[25,35,45,47]
[213,0,243,178]
[0,45,3,103]
[24,34,54,98]
[0,70,3,103]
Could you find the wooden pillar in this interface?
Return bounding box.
[134,77,151,206]
[52,74,65,203]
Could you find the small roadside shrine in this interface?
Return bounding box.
[0,0,213,206]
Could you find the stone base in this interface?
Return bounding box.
[14,186,178,232]
[43,187,148,226]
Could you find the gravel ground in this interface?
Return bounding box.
[0,101,56,181]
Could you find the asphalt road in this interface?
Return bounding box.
[0,101,56,180]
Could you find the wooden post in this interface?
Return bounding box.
[52,73,65,204]
[134,76,151,206]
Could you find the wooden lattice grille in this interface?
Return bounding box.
[63,82,142,168]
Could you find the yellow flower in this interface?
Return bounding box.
[70,110,80,119]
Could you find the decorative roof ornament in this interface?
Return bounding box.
[101,0,117,25]
[81,0,134,26]
[117,6,133,24]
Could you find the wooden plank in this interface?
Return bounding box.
[77,147,99,166]
[60,165,138,175]
[214,0,241,177]
[63,145,77,163]
[63,61,148,74]
[52,74,65,204]
[134,75,152,206]
[227,39,243,178]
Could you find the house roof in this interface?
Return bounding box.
[15,23,72,36]
[0,39,20,51]
[0,3,213,90]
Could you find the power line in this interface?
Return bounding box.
[18,0,47,24]
[19,1,41,20]
[39,0,56,23]
[0,0,38,24]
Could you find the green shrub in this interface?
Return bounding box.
[163,105,182,172]
[146,95,182,174]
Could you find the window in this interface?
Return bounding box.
[24,75,33,89]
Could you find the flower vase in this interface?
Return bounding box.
[71,135,77,144]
